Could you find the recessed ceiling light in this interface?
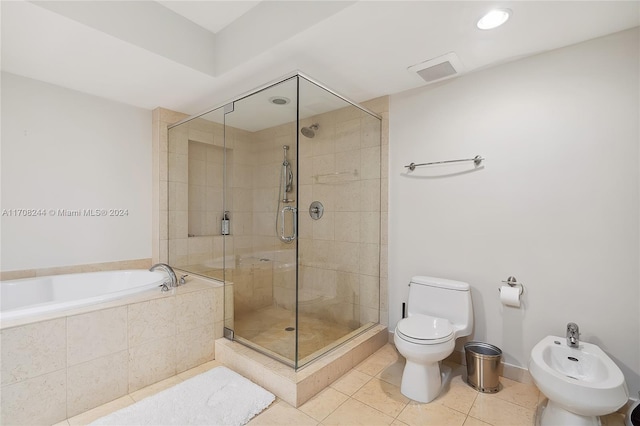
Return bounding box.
[477,9,511,30]
[269,96,290,105]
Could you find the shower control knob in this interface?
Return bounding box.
[309,201,324,220]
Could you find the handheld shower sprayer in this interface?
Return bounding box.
[276,145,296,243]
[281,145,293,197]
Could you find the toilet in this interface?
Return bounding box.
[394,276,473,403]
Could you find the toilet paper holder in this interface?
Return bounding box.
[498,276,525,295]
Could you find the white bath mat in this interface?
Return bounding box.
[91,366,275,426]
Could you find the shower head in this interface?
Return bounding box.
[301,123,319,139]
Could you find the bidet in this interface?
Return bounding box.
[529,335,628,426]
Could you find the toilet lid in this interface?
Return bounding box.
[396,314,454,344]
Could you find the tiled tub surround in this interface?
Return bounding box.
[0,274,223,425]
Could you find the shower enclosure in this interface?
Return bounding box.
[167,73,382,369]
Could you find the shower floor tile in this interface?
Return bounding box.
[233,305,357,362]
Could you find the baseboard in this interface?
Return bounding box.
[388,331,533,386]
[448,349,534,385]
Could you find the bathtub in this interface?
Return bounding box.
[1,269,167,321]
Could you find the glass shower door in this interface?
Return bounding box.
[295,76,381,367]
[223,77,299,366]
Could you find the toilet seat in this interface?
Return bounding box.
[396,314,453,345]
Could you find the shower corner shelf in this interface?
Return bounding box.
[313,169,359,184]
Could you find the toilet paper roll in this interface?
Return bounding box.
[500,285,521,308]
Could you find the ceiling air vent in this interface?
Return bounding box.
[408,52,464,84]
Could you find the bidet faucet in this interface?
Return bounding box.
[566,322,579,348]
[150,263,178,288]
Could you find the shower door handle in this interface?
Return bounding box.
[279,206,297,243]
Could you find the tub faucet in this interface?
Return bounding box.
[150,263,178,288]
[566,322,579,348]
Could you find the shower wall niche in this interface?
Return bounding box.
[167,110,228,281]
[167,73,382,369]
[187,141,226,238]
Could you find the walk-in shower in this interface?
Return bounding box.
[167,72,382,369]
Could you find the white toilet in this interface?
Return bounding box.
[394,276,473,403]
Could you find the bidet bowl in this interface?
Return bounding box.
[529,335,628,417]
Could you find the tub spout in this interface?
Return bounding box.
[150,263,178,287]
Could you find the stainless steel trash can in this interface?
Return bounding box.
[464,342,502,393]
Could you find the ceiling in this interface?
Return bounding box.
[2,1,639,117]
[157,1,262,34]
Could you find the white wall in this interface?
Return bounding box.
[1,72,152,271]
[389,28,639,395]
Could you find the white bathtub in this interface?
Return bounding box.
[1,270,167,321]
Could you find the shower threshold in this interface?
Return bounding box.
[216,324,388,407]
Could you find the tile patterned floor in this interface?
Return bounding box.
[234,305,357,361]
[58,343,628,426]
[249,344,541,426]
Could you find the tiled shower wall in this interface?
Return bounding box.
[235,122,297,314]
[187,141,225,238]
[152,108,188,264]
[165,117,230,273]
[164,115,278,315]
[165,114,298,314]
[153,95,389,327]
[293,103,383,328]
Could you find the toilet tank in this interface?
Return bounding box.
[407,276,473,337]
